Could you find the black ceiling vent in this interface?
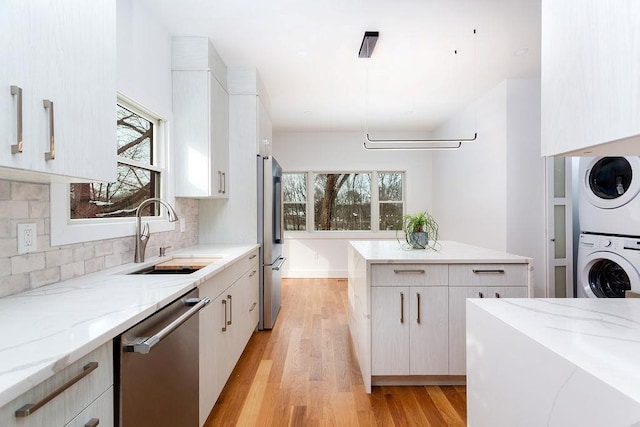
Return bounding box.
[358,31,379,58]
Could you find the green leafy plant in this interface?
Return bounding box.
[400,211,439,249]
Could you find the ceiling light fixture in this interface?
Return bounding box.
[361,30,479,151]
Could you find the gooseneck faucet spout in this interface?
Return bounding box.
[134,198,179,263]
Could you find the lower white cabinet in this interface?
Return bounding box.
[199,249,259,426]
[0,342,113,427]
[371,286,448,376]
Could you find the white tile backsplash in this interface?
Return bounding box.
[0,179,199,297]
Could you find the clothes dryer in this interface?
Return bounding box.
[577,233,640,298]
[579,156,640,236]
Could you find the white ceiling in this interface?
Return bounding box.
[140,0,541,133]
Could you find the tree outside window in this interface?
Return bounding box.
[283,173,306,230]
[379,172,404,230]
[314,173,372,230]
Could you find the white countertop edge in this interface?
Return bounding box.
[467,298,640,404]
[0,243,258,408]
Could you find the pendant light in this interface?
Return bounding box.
[361,30,478,151]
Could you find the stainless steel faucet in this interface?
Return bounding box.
[134,198,179,263]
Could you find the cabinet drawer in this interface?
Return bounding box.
[449,264,528,286]
[201,249,259,298]
[0,341,113,427]
[65,386,114,427]
[371,264,448,287]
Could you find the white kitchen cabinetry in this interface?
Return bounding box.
[448,264,529,375]
[198,249,259,426]
[0,342,113,427]
[541,0,640,156]
[371,265,449,376]
[172,37,229,198]
[0,0,116,182]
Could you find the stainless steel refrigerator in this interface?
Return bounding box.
[257,155,286,330]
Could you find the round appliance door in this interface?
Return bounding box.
[582,156,640,209]
[579,251,640,298]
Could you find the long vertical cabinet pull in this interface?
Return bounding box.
[495,292,500,298]
[416,292,421,324]
[227,294,232,325]
[43,100,55,160]
[221,299,227,332]
[400,292,404,324]
[10,86,23,154]
[218,171,222,194]
[478,292,484,298]
[222,172,226,194]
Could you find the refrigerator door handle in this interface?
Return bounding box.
[271,256,287,271]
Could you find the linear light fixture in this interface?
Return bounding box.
[363,133,478,150]
[358,31,379,58]
[360,30,478,150]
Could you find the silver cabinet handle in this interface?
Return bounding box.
[84,418,100,427]
[10,86,23,154]
[218,171,222,193]
[249,270,257,278]
[400,292,404,323]
[393,269,425,274]
[43,99,55,160]
[124,297,210,354]
[249,253,257,260]
[222,172,226,194]
[227,294,232,325]
[478,292,484,298]
[495,292,500,298]
[222,299,227,332]
[249,302,257,312]
[472,269,505,274]
[15,362,99,417]
[272,256,286,271]
[416,292,421,324]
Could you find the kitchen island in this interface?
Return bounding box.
[347,240,532,393]
[467,298,640,426]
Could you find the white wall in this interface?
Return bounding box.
[272,131,433,278]
[432,79,546,296]
[432,82,508,250]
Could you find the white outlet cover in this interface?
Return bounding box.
[17,223,37,254]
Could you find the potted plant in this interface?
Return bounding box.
[401,211,439,249]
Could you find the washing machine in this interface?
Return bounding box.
[579,156,640,236]
[577,233,640,298]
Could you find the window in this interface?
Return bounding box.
[50,95,172,246]
[282,171,404,232]
[283,173,306,230]
[70,103,162,219]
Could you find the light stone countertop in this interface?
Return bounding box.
[468,298,640,405]
[349,240,532,263]
[0,244,258,408]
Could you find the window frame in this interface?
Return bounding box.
[283,170,405,238]
[50,94,175,246]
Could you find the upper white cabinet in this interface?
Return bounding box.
[542,0,640,156]
[0,0,117,182]
[172,37,230,198]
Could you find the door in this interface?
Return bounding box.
[409,286,448,375]
[581,157,640,209]
[579,251,637,298]
[371,287,410,375]
[546,157,574,297]
[448,286,485,375]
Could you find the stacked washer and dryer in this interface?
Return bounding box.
[577,156,640,298]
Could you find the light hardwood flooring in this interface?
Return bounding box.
[205,278,467,426]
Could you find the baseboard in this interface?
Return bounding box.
[283,269,348,278]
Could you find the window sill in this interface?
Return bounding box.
[284,231,400,240]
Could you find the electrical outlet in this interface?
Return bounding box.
[17,223,37,254]
[179,217,186,233]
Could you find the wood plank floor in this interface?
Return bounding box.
[205,278,466,426]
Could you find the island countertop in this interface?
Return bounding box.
[349,240,532,264]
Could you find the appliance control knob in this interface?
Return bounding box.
[603,239,612,247]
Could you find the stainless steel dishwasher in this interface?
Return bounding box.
[115,288,210,427]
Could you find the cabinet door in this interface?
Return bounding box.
[0,0,116,182]
[173,70,229,198]
[410,287,449,375]
[448,286,485,375]
[371,287,410,375]
[65,387,114,427]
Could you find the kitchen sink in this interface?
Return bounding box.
[121,256,226,275]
